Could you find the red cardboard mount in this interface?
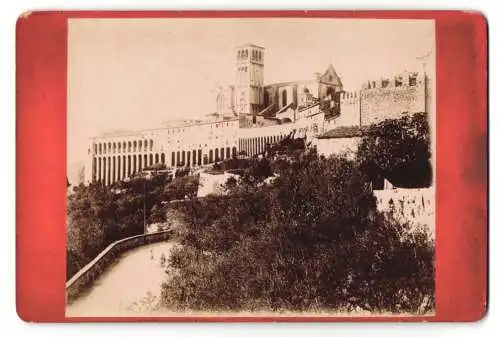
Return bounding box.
[16,11,487,322]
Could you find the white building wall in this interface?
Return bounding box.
[374,186,435,238]
[88,118,240,185]
[315,136,361,160]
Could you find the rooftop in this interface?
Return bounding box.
[316,125,363,139]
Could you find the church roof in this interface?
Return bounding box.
[319,63,343,88]
[317,125,363,139]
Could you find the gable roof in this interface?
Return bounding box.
[316,125,363,139]
[319,63,343,88]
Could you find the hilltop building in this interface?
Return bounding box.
[83,43,433,185]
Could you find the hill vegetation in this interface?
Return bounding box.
[67,112,433,313]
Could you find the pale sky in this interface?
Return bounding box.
[68,18,435,167]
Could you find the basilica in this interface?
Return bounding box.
[83,43,431,186]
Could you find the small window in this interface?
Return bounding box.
[409,75,417,86]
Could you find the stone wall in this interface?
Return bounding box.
[315,136,361,160]
[66,230,172,303]
[338,91,361,127]
[374,186,435,238]
[360,74,427,126]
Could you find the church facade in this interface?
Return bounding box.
[83,43,432,185]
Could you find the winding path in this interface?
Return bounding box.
[66,241,176,317]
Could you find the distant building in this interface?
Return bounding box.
[314,126,363,160]
[84,43,432,186]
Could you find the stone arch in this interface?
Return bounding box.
[92,157,97,182]
[149,154,153,165]
[215,148,219,162]
[133,141,137,152]
[155,153,159,164]
[282,90,287,107]
[122,156,126,179]
[226,147,230,159]
[182,151,186,165]
[138,155,142,171]
[98,158,102,182]
[117,142,121,153]
[209,149,214,163]
[143,154,147,167]
[116,156,120,182]
[171,152,175,167]
[161,153,165,165]
[220,147,224,161]
[192,150,196,166]
[138,140,142,152]
[107,156,111,185]
[232,146,237,158]
[102,157,107,185]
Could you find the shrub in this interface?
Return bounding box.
[161,154,434,313]
[357,112,432,188]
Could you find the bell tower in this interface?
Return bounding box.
[234,44,264,118]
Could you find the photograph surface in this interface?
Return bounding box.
[66,18,436,317]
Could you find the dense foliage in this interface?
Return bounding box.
[357,112,432,188]
[161,152,435,313]
[67,112,434,314]
[66,173,199,279]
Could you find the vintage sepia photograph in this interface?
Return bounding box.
[65,17,436,317]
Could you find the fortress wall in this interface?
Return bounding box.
[360,74,427,126]
[338,90,361,127]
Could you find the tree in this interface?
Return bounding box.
[149,204,167,223]
[164,175,199,201]
[357,112,432,188]
[161,154,434,313]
